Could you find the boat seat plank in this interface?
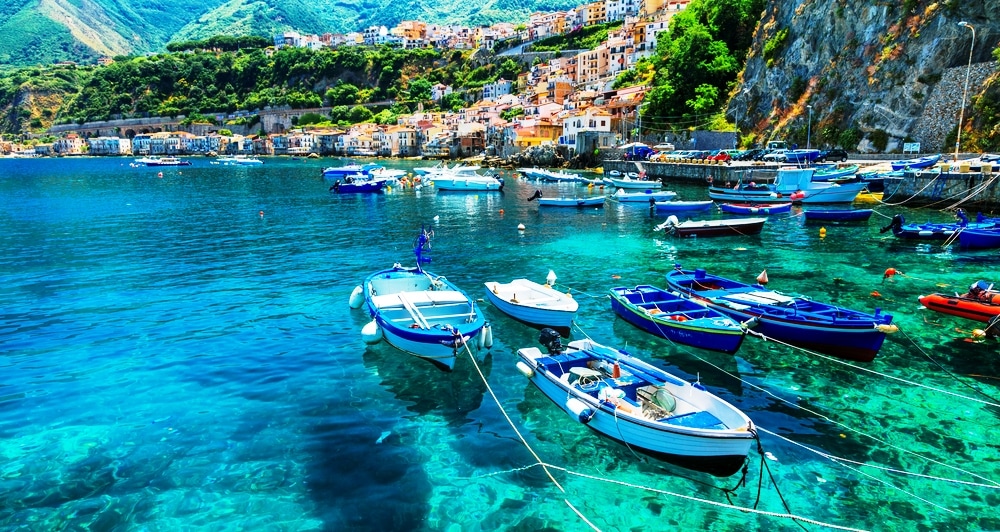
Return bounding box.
[661,410,725,429]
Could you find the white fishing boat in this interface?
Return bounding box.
[484,271,578,335]
[612,188,677,203]
[431,171,504,191]
[516,331,755,477]
[605,176,662,190]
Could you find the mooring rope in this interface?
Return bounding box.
[456,338,600,531]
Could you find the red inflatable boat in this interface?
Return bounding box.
[918,281,1000,322]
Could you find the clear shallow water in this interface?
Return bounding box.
[1,157,998,531]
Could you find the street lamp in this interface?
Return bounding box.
[806,105,813,150]
[956,21,975,162]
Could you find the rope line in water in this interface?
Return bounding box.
[757,426,999,491]
[593,308,1000,494]
[456,337,601,532]
[894,326,1000,407]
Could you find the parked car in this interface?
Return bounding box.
[706,149,742,162]
[735,148,765,161]
[816,148,849,163]
[761,149,789,162]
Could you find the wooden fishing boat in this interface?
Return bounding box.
[606,176,663,190]
[537,196,606,207]
[516,330,755,477]
[918,281,1000,323]
[349,229,490,371]
[708,167,866,203]
[802,209,873,223]
[653,200,714,212]
[718,202,792,215]
[879,209,996,240]
[656,216,766,237]
[958,227,1000,249]
[665,265,896,362]
[890,154,941,171]
[609,285,746,354]
[484,272,578,336]
[612,189,677,203]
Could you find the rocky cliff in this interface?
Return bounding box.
[735,1,1000,153]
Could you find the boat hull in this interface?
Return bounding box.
[609,286,745,354]
[363,266,486,371]
[664,218,766,237]
[718,203,792,215]
[654,200,714,212]
[803,209,873,222]
[958,228,1000,249]
[918,293,1000,322]
[537,197,605,207]
[666,268,893,362]
[484,280,577,335]
[606,177,662,190]
[517,340,753,477]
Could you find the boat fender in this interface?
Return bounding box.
[477,327,486,349]
[515,360,534,378]
[483,323,493,348]
[566,397,595,424]
[875,323,899,334]
[361,320,382,344]
[348,286,365,309]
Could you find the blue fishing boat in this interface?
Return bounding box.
[718,202,792,215]
[329,175,387,193]
[803,209,873,223]
[782,149,821,164]
[515,330,755,477]
[811,164,860,181]
[958,227,1000,249]
[609,285,746,354]
[879,209,997,240]
[665,265,896,362]
[348,228,490,371]
[653,200,714,212]
[890,154,941,171]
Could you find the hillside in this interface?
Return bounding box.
[0,0,577,68]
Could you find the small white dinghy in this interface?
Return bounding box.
[484,271,578,335]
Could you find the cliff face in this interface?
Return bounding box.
[736,0,1000,153]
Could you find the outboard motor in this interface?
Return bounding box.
[956,209,969,226]
[538,328,563,354]
[879,214,904,234]
[968,280,993,300]
[527,189,543,201]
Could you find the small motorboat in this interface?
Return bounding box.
[665,265,896,362]
[655,216,766,237]
[890,154,942,171]
[653,200,714,212]
[718,202,792,215]
[612,189,678,203]
[348,228,490,371]
[958,227,1000,249]
[484,271,578,336]
[605,176,663,190]
[516,329,755,477]
[609,285,747,354]
[802,209,873,223]
[879,209,997,240]
[536,196,606,207]
[918,280,1000,323]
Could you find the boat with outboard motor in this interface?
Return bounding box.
[655,216,766,237]
[918,280,1000,324]
[708,167,866,203]
[879,209,997,240]
[665,265,896,362]
[515,329,755,477]
[348,228,490,371]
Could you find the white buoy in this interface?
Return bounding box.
[433,215,440,222]
[517,223,525,231]
[361,320,382,344]
[483,323,493,348]
[515,360,534,378]
[546,270,557,286]
[348,286,365,309]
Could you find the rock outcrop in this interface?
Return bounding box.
[736,2,999,153]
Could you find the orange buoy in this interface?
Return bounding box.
[756,270,768,285]
[883,267,900,280]
[499,209,505,215]
[612,361,621,379]
[871,290,882,298]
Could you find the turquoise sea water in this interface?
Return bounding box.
[1,157,998,531]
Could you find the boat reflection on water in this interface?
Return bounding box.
[362,343,494,421]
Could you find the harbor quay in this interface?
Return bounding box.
[603,159,1000,209]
